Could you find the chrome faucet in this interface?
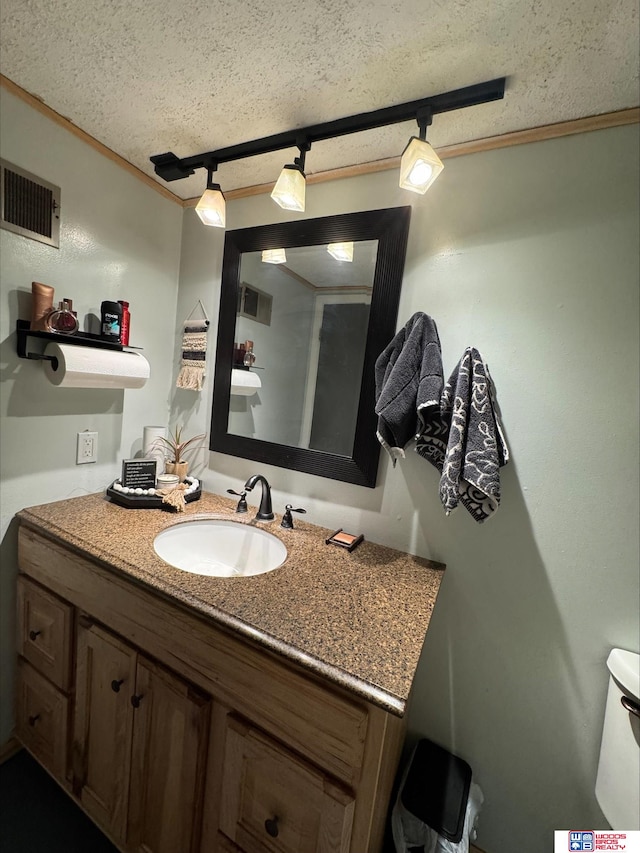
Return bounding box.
[244,474,274,521]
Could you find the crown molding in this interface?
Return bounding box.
[1,74,183,205]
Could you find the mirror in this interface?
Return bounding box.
[210,207,411,487]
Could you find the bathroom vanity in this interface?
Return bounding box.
[14,491,444,853]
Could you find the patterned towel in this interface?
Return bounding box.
[176,321,208,391]
[416,347,509,522]
[374,313,443,465]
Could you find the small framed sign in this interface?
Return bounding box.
[121,459,157,490]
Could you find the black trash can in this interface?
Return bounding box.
[394,738,472,850]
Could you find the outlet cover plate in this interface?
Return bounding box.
[77,431,98,464]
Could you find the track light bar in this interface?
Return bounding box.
[150,78,506,183]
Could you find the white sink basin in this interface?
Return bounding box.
[154,518,287,578]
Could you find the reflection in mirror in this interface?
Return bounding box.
[230,241,377,456]
[211,207,411,487]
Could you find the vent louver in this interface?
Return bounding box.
[1,159,60,248]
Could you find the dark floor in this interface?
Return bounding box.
[0,749,117,853]
[1,748,402,853]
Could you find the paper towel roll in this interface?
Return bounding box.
[43,342,150,388]
[231,368,261,396]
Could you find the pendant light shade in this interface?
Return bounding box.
[399,137,444,195]
[195,183,226,227]
[271,165,306,212]
[262,248,287,264]
[327,242,354,262]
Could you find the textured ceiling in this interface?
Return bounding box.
[1,0,638,200]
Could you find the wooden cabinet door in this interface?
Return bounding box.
[220,716,355,853]
[17,576,73,691]
[73,619,137,844]
[16,658,69,782]
[127,656,210,853]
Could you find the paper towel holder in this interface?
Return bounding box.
[16,319,142,363]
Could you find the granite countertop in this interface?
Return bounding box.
[17,490,445,716]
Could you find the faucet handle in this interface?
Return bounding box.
[227,489,248,513]
[281,504,306,529]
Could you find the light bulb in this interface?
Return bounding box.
[406,160,433,187]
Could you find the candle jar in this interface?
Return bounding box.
[156,473,180,492]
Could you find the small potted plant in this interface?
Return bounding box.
[154,425,206,481]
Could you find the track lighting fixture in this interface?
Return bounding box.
[262,248,287,264]
[399,109,444,195]
[271,142,309,212]
[150,78,506,228]
[195,165,226,227]
[327,242,354,262]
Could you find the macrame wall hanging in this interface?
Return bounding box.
[176,300,210,391]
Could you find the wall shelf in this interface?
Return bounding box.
[16,319,141,362]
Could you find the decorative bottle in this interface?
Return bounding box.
[44,300,79,334]
[118,300,130,346]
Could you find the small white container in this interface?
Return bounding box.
[143,425,167,477]
[156,474,180,492]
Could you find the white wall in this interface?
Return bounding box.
[0,89,183,741]
[175,123,639,853]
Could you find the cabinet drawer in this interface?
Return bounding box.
[17,576,73,690]
[16,658,69,782]
[220,716,354,853]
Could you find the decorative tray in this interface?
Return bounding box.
[106,477,201,509]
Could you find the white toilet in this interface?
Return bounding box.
[595,648,640,829]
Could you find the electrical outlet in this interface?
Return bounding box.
[76,431,98,464]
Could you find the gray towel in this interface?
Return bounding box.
[416,347,509,522]
[375,313,443,465]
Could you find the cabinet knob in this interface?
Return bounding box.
[130,694,144,708]
[29,630,41,641]
[264,816,279,838]
[111,679,125,693]
[28,714,40,727]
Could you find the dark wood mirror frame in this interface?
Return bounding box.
[210,206,411,487]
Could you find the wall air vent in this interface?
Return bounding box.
[237,282,272,326]
[0,159,60,248]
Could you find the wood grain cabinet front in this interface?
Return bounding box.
[219,715,355,853]
[72,620,137,844]
[73,619,210,853]
[17,576,73,691]
[15,657,69,781]
[15,576,74,789]
[17,528,407,853]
